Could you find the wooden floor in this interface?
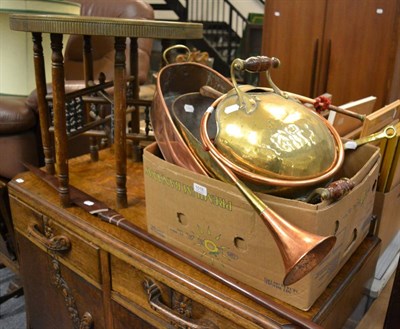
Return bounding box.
[356,272,395,329]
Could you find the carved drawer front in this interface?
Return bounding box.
[11,198,101,285]
[111,255,245,329]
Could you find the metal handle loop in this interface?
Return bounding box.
[162,44,191,64]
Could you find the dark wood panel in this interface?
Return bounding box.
[321,0,400,108]
[261,0,400,109]
[261,0,327,97]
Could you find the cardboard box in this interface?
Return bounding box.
[144,143,380,310]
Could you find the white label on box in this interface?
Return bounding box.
[193,183,207,196]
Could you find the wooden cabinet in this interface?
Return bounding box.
[261,0,400,109]
[12,200,106,329]
[8,150,381,329]
[17,233,104,329]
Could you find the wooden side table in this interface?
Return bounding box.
[9,13,203,209]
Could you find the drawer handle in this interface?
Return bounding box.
[28,223,71,252]
[143,279,219,329]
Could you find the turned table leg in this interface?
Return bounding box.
[32,32,55,175]
[50,33,69,208]
[128,37,141,162]
[83,35,99,162]
[114,37,128,209]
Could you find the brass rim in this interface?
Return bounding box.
[200,95,345,187]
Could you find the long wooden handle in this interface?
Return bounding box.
[233,56,281,73]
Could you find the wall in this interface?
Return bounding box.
[0,0,80,96]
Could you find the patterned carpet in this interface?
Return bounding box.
[0,266,26,329]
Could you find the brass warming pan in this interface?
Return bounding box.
[199,56,345,193]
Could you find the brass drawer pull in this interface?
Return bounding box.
[143,279,219,329]
[28,223,71,252]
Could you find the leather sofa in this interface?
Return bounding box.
[0,96,41,180]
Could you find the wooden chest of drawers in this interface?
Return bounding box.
[8,150,380,329]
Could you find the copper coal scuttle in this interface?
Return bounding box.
[151,46,395,286]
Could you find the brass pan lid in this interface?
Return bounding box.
[215,90,338,180]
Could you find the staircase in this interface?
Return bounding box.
[149,0,264,76]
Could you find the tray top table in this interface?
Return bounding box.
[9,13,203,208]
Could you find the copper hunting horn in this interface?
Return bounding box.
[172,93,336,286]
[198,57,338,286]
[200,104,336,286]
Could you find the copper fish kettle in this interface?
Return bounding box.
[151,50,232,175]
